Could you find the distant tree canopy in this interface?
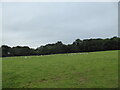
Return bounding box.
[1,36,120,57]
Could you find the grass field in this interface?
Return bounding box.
[2,50,118,88]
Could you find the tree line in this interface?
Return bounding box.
[1,36,120,57]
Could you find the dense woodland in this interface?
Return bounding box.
[1,36,120,57]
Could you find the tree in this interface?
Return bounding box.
[1,36,120,57]
[1,45,11,57]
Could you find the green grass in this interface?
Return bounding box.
[2,50,118,88]
[0,58,2,89]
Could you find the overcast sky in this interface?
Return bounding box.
[2,2,118,48]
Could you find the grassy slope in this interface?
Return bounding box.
[0,58,2,89]
[2,50,118,88]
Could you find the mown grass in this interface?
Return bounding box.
[2,50,118,88]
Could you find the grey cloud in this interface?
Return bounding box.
[2,2,118,48]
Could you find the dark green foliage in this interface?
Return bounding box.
[1,46,36,57]
[36,41,69,55]
[103,37,119,50]
[1,36,120,57]
[1,45,11,57]
[10,46,36,56]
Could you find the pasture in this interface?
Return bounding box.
[2,50,118,88]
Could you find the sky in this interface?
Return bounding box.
[2,2,118,48]
[0,3,2,46]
